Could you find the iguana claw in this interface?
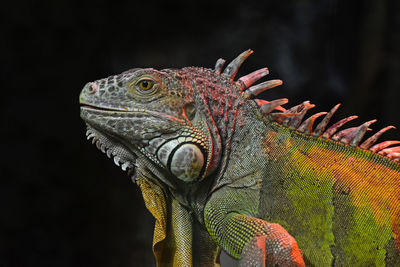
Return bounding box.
[239,224,305,267]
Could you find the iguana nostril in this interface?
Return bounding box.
[87,83,97,94]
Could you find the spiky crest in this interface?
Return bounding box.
[214,50,400,164]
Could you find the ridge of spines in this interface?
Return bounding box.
[261,100,399,163]
[214,50,400,164]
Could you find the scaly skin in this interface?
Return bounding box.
[80,51,400,266]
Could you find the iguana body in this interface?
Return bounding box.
[79,50,400,266]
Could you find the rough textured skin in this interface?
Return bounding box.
[79,50,400,266]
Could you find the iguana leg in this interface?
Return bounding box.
[204,204,305,266]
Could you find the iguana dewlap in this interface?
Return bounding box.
[80,50,400,266]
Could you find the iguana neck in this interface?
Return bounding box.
[168,67,245,221]
[210,100,269,193]
[184,67,243,175]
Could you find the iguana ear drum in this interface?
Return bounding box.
[157,140,205,182]
[170,143,204,182]
[183,103,196,121]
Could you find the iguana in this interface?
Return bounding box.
[79,50,400,266]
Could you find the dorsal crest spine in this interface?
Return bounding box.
[214,50,400,164]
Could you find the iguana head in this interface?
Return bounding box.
[79,66,215,187]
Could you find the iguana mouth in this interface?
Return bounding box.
[81,105,130,112]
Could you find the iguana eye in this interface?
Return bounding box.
[127,73,161,99]
[138,79,154,91]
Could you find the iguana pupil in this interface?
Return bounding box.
[139,80,151,90]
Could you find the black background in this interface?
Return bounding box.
[2,0,400,266]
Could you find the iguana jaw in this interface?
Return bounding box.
[79,105,185,143]
[80,105,204,189]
